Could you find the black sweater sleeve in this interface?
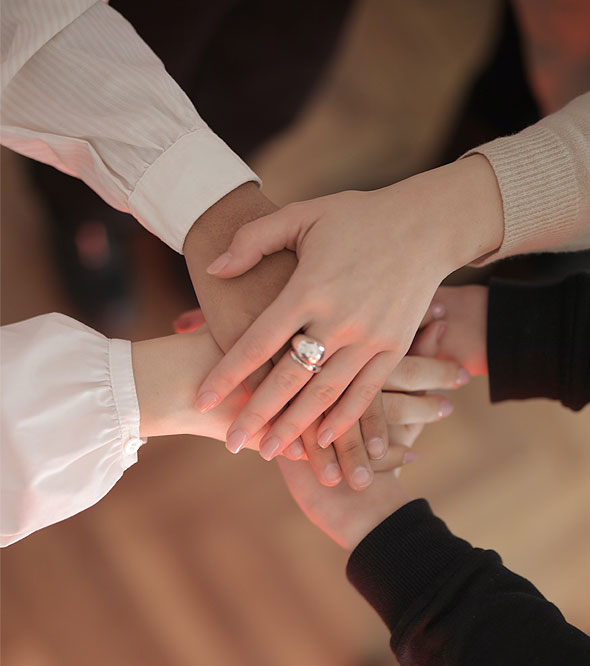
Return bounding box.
[486,271,590,410]
[347,499,590,666]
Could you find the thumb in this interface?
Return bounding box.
[205,204,309,278]
[410,320,447,358]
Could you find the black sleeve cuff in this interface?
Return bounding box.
[346,499,475,640]
[487,272,590,411]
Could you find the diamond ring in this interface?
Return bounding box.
[290,335,326,373]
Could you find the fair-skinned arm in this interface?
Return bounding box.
[134,319,469,461]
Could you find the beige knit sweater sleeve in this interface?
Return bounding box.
[465,90,590,264]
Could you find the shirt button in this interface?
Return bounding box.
[123,437,142,456]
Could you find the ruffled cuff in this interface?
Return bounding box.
[1,314,145,546]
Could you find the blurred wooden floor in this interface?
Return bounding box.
[2,2,590,664]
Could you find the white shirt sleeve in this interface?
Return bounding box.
[0,0,261,253]
[1,313,143,547]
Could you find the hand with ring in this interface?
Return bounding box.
[192,156,502,470]
[178,309,470,489]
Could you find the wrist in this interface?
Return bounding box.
[343,486,413,552]
[132,330,212,439]
[413,155,504,274]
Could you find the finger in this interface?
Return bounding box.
[359,394,389,461]
[333,422,374,491]
[282,438,306,461]
[317,353,396,446]
[258,346,371,456]
[382,391,454,425]
[206,203,312,278]
[388,423,425,448]
[418,301,446,329]
[370,442,419,472]
[173,308,205,333]
[383,355,470,393]
[226,349,314,456]
[410,320,447,357]
[302,423,343,487]
[194,285,305,412]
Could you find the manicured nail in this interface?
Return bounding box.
[438,399,454,418]
[351,466,373,490]
[195,391,220,413]
[323,463,342,485]
[226,429,249,454]
[206,252,232,275]
[367,437,386,460]
[402,449,418,465]
[436,321,448,343]
[431,303,446,319]
[317,429,335,448]
[455,367,471,386]
[286,439,305,459]
[260,436,281,461]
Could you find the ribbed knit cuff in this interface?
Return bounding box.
[346,499,474,638]
[464,125,579,265]
[487,273,590,410]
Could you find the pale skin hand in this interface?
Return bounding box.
[182,183,395,490]
[131,321,470,482]
[194,155,503,458]
[429,285,489,376]
[278,457,411,551]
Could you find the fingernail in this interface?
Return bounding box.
[323,463,342,485]
[367,437,386,460]
[431,303,446,319]
[402,449,419,465]
[351,466,373,490]
[436,321,448,343]
[317,429,335,448]
[206,252,232,275]
[286,439,305,459]
[195,391,220,413]
[455,367,471,386]
[438,399,454,418]
[226,429,249,454]
[260,436,281,461]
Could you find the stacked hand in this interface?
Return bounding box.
[136,314,472,485]
[190,156,503,487]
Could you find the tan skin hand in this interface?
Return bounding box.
[429,285,489,376]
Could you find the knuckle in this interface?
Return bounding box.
[399,357,421,389]
[244,411,268,431]
[275,370,301,392]
[233,224,253,248]
[242,338,267,365]
[313,382,339,405]
[358,382,380,404]
[213,373,236,395]
[385,396,403,423]
[360,409,382,428]
[277,420,302,442]
[336,437,362,456]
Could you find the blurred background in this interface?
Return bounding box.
[1,1,589,664]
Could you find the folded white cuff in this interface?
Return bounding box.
[129,129,262,253]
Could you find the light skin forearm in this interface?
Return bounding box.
[132,328,260,443]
